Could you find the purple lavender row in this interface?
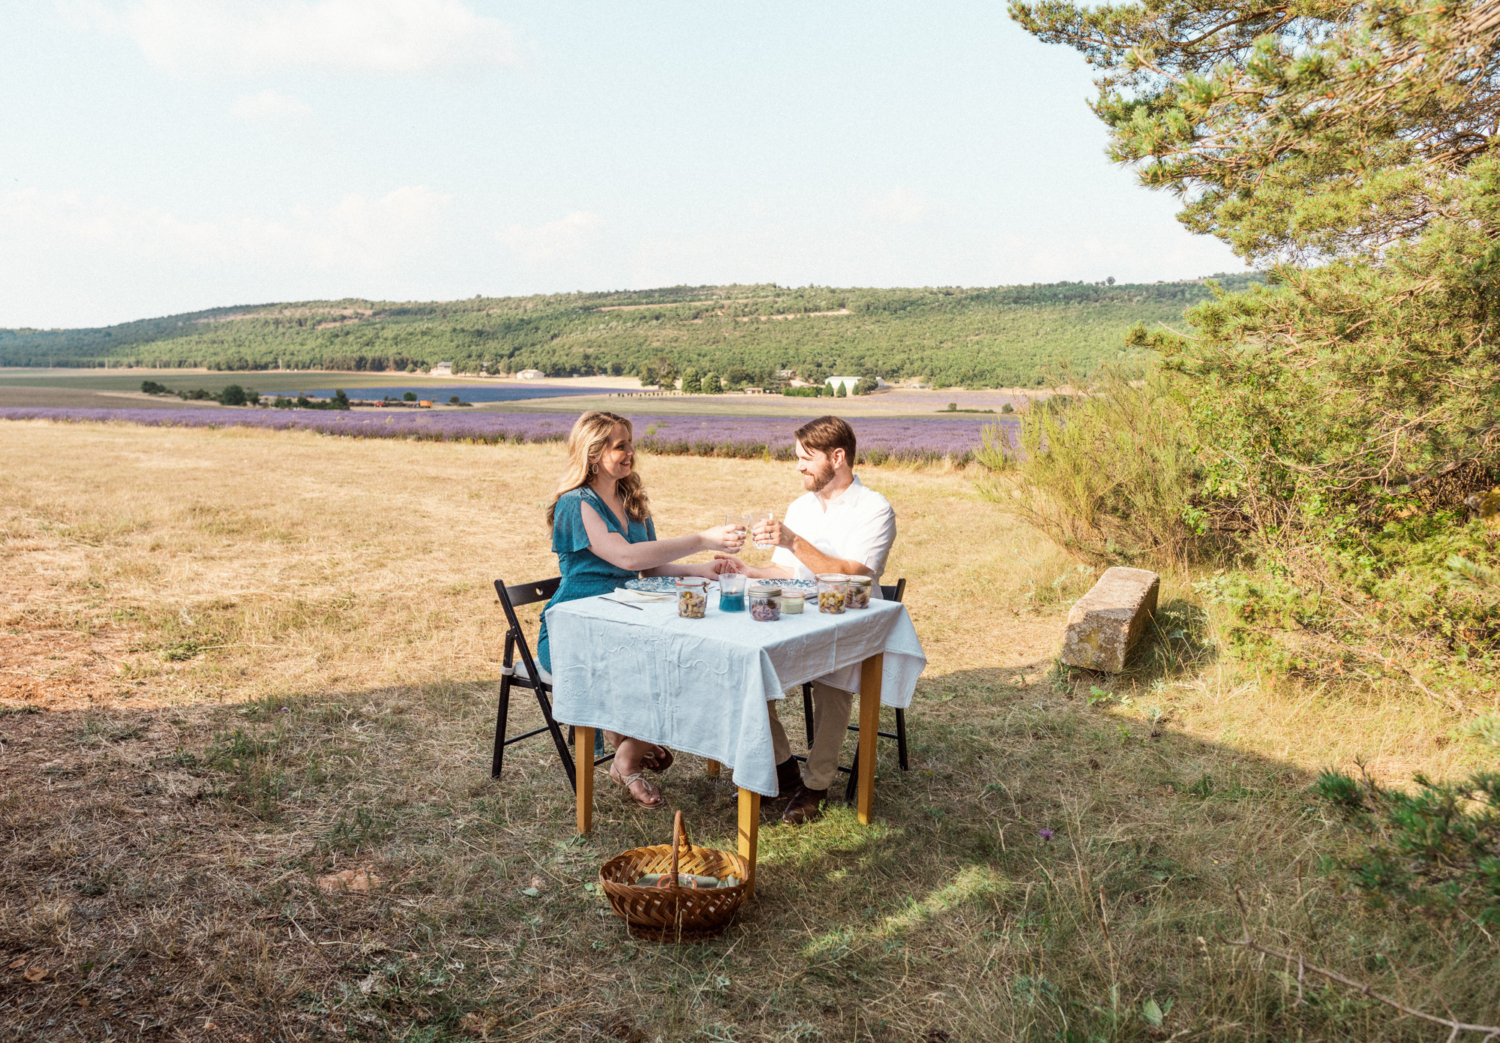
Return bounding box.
[0,406,1017,462]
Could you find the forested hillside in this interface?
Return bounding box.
[0,277,1255,388]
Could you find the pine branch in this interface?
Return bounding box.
[1218,900,1500,1043]
[1218,932,1500,1041]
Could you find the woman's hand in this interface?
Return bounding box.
[711,555,747,575]
[701,523,746,555]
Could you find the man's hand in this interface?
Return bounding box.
[710,555,747,575]
[752,519,794,550]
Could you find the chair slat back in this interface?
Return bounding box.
[504,577,561,607]
[881,577,906,604]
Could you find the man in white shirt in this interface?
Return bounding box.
[724,415,897,824]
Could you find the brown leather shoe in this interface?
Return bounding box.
[781,783,828,825]
[776,757,803,797]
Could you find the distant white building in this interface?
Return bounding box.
[826,376,861,394]
[516,369,545,380]
[432,361,453,376]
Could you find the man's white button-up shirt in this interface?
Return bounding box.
[771,474,897,692]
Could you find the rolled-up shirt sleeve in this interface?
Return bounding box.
[844,501,896,578]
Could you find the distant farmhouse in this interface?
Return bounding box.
[516,369,545,380]
[431,361,453,376]
[822,376,889,394]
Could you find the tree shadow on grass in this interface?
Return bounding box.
[1,673,1493,1043]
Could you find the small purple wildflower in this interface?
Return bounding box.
[1038,829,1055,841]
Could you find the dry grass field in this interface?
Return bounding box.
[1,419,1495,1043]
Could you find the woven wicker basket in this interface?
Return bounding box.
[600,811,750,942]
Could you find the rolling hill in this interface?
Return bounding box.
[0,276,1257,388]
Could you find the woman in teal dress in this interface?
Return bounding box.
[538,410,744,808]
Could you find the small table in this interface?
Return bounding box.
[546,593,926,895]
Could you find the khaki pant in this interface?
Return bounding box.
[767,681,854,792]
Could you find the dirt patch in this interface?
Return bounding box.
[0,626,148,711]
[736,308,852,321]
[0,388,216,410]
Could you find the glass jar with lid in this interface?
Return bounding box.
[846,575,872,609]
[675,577,708,618]
[748,583,782,621]
[780,590,805,614]
[816,573,848,614]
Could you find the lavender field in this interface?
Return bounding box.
[0,405,1014,464]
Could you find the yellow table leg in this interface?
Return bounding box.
[857,653,884,826]
[705,759,721,777]
[737,788,760,897]
[576,726,594,834]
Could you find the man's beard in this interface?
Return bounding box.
[805,460,836,492]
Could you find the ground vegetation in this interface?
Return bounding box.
[1,423,1496,1041]
[1001,0,1500,963]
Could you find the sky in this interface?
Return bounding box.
[0,0,1246,329]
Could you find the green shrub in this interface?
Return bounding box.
[1315,769,1500,925]
[977,367,1218,566]
[403,391,417,402]
[141,380,168,395]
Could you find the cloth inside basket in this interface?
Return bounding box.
[632,872,740,889]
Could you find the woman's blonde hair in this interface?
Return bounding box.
[546,411,651,527]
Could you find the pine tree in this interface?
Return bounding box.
[1012,0,1500,523]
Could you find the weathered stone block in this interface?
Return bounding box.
[1060,567,1160,673]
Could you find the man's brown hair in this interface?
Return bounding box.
[795,415,856,465]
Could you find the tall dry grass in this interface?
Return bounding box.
[0,419,1495,1042]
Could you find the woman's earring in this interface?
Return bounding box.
[589,462,597,475]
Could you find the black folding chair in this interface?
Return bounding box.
[491,577,613,791]
[799,577,909,801]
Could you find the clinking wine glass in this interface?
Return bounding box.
[724,512,749,554]
[750,509,773,550]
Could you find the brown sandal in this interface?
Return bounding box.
[641,745,675,774]
[609,763,665,809]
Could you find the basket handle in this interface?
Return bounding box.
[668,810,690,889]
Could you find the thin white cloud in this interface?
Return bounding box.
[499,211,605,266]
[0,184,453,271]
[89,0,516,76]
[231,89,315,122]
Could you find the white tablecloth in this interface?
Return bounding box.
[547,596,927,796]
